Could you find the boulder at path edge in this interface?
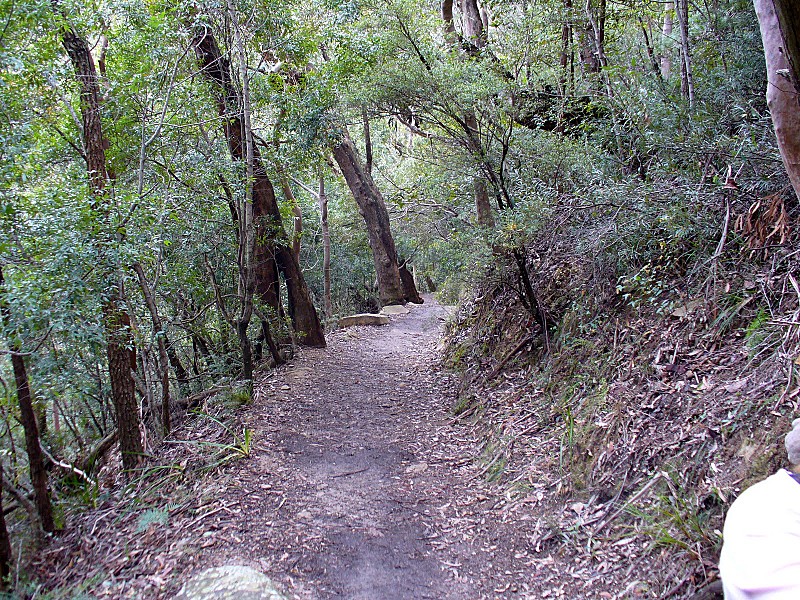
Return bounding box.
[338,313,391,327]
[173,565,287,600]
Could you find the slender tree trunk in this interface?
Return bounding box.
[59,22,143,472]
[166,345,189,397]
[132,263,171,435]
[192,26,325,347]
[319,175,333,317]
[473,170,494,227]
[273,111,303,261]
[442,0,456,36]
[444,0,497,226]
[660,2,674,79]
[676,0,695,107]
[754,0,800,198]
[11,354,56,533]
[276,169,303,260]
[0,466,12,588]
[106,296,143,466]
[332,131,409,306]
[227,0,257,389]
[559,0,574,93]
[638,18,660,78]
[362,108,373,175]
[0,267,55,534]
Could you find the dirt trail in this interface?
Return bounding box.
[33,296,576,599]
[202,296,534,598]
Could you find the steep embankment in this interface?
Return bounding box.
[444,240,799,598]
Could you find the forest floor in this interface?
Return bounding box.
[31,295,676,599]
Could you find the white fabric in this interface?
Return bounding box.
[719,469,800,599]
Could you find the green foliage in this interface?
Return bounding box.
[629,471,724,561]
[0,0,786,584]
[223,385,253,409]
[176,411,256,470]
[135,507,170,533]
[745,308,770,351]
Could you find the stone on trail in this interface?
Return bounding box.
[174,565,287,600]
[338,313,390,327]
[379,304,410,316]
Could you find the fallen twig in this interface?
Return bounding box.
[487,336,533,379]
[330,466,370,478]
[592,471,665,536]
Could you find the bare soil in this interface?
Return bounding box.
[32,296,574,599]
[197,297,537,599]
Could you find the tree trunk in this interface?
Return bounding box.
[362,108,373,175]
[10,354,55,533]
[255,309,283,367]
[192,26,325,347]
[676,0,695,107]
[399,261,423,304]
[460,0,486,47]
[559,0,574,94]
[442,0,456,36]
[228,0,258,391]
[660,2,673,79]
[424,274,437,293]
[754,0,800,199]
[773,0,800,91]
[274,244,326,345]
[132,263,171,435]
[105,298,143,469]
[459,0,496,226]
[59,22,143,472]
[276,170,303,261]
[0,267,55,534]
[474,177,494,227]
[319,175,333,317]
[577,22,601,73]
[332,131,409,306]
[0,466,12,588]
[236,320,253,384]
[166,345,189,397]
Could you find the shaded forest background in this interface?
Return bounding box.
[1,0,800,595]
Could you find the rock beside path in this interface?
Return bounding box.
[174,566,287,600]
[379,304,411,315]
[338,313,391,327]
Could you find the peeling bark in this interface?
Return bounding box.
[754,0,800,198]
[192,26,325,347]
[59,20,143,472]
[332,131,410,306]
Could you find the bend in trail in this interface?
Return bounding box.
[35,297,583,599]
[198,297,539,599]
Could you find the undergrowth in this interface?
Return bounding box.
[442,184,800,597]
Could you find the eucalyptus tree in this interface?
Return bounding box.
[52,6,145,471]
[190,13,326,352]
[331,129,419,305]
[442,0,495,227]
[0,267,55,533]
[754,0,800,199]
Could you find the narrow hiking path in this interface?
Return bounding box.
[200,296,535,598]
[33,296,611,599]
